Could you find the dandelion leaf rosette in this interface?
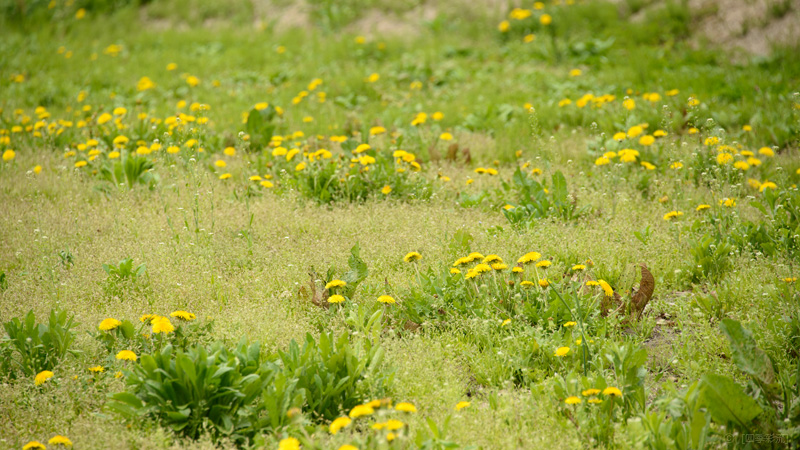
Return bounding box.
[246,107,276,149]
[719,319,776,386]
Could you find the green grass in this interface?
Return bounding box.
[1,0,799,449]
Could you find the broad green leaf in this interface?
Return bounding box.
[719,319,776,385]
[698,373,762,429]
[551,170,568,203]
[110,392,143,408]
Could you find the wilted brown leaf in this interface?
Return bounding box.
[631,264,654,320]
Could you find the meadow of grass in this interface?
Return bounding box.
[1,0,800,449]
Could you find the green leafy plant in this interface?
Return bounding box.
[109,331,393,444]
[276,331,392,421]
[58,247,74,269]
[245,106,277,150]
[278,143,433,204]
[107,339,269,443]
[102,257,147,281]
[98,154,159,190]
[748,186,800,260]
[416,415,459,450]
[697,373,762,430]
[632,382,712,450]
[503,169,587,225]
[683,233,733,284]
[1,309,78,378]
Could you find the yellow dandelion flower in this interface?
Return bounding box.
[329,416,352,434]
[564,396,581,405]
[325,279,346,290]
[598,280,613,297]
[759,181,777,192]
[23,442,46,450]
[89,366,104,373]
[328,294,345,304]
[349,404,375,418]
[517,252,541,264]
[404,252,422,262]
[115,350,137,361]
[170,311,196,321]
[455,401,471,411]
[555,347,570,357]
[151,316,174,334]
[483,254,503,264]
[377,295,395,304]
[395,402,417,413]
[627,125,643,138]
[136,76,155,92]
[716,153,733,165]
[35,370,54,386]
[474,263,491,273]
[278,437,300,450]
[595,156,610,166]
[603,386,623,397]
[98,318,122,331]
[582,389,601,396]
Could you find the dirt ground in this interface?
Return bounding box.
[149,0,800,56]
[689,0,800,55]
